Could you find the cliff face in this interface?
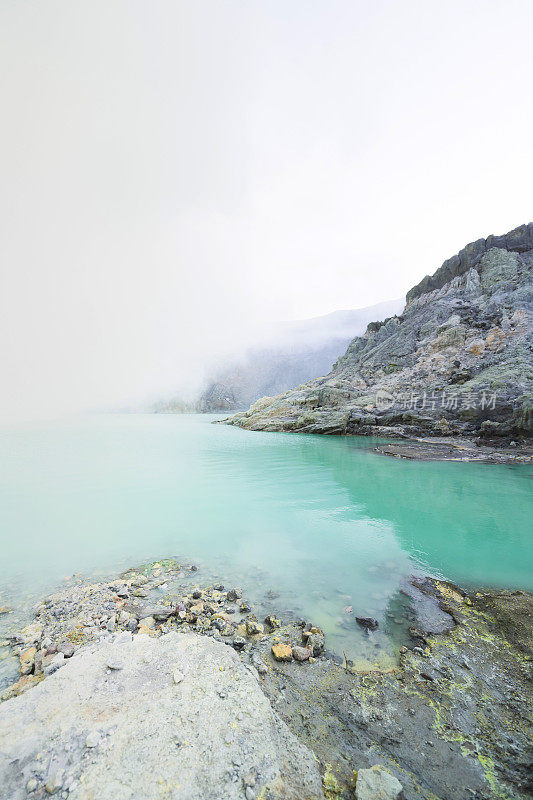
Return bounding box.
[226,224,533,439]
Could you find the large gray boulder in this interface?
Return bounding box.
[0,632,325,800]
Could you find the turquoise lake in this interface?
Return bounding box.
[1,413,532,671]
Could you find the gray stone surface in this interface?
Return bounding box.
[225,225,533,440]
[355,765,404,799]
[0,632,324,800]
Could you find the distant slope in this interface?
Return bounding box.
[155,299,402,413]
[226,224,533,439]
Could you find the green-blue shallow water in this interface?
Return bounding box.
[1,414,532,669]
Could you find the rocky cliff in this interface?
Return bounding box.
[226,224,533,439]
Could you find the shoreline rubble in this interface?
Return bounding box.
[0,559,531,799]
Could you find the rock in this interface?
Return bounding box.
[105,616,115,633]
[0,633,324,799]
[245,618,264,636]
[0,606,13,615]
[0,674,42,701]
[20,622,43,646]
[19,646,37,675]
[227,588,242,601]
[292,646,310,662]
[173,669,184,684]
[45,769,64,794]
[190,602,204,615]
[271,643,293,662]
[355,765,405,799]
[192,590,202,599]
[85,731,100,747]
[26,778,38,792]
[57,643,75,658]
[264,615,281,629]
[43,652,65,676]
[141,606,173,621]
[232,637,246,650]
[302,628,325,656]
[251,652,268,674]
[239,601,252,613]
[138,616,155,629]
[356,617,379,631]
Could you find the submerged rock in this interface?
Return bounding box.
[355,616,379,631]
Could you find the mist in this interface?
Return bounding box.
[1,0,532,420]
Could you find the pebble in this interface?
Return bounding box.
[26,778,38,792]
[246,619,264,636]
[85,731,100,748]
[173,669,184,684]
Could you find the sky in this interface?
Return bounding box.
[1,0,532,419]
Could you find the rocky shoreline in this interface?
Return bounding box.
[0,559,531,799]
[372,435,533,463]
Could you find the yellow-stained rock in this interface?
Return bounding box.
[271,643,293,662]
[1,674,42,701]
[20,646,37,675]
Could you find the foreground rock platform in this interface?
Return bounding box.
[1,560,531,799]
[0,632,325,800]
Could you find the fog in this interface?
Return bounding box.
[1,1,532,420]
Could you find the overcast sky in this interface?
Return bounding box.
[1,0,532,419]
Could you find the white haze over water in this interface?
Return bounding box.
[0,1,532,420]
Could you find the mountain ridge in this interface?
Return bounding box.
[155,299,402,413]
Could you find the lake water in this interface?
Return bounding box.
[1,413,532,672]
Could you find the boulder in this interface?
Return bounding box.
[271,643,293,662]
[355,765,405,799]
[0,633,325,800]
[292,646,310,662]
